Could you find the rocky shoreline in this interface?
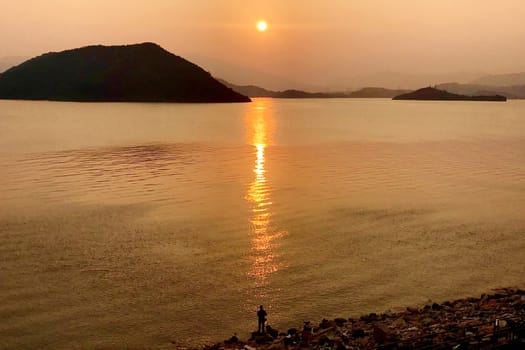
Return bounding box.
[202,288,525,350]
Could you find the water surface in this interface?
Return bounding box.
[1,98,524,349]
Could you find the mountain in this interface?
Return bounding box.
[219,79,345,98]
[347,71,484,90]
[436,83,525,99]
[471,72,525,86]
[0,56,28,73]
[393,87,506,101]
[217,79,275,97]
[220,79,410,99]
[348,87,410,98]
[274,89,347,98]
[0,43,250,102]
[188,54,325,92]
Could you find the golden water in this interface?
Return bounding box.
[1,98,524,348]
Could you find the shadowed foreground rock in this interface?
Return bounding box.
[201,288,525,350]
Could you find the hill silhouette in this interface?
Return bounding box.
[220,79,409,99]
[393,87,506,101]
[0,56,28,73]
[436,82,525,99]
[218,79,276,97]
[0,43,250,102]
[347,87,410,98]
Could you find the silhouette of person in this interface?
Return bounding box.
[257,305,267,334]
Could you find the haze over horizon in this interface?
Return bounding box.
[1,1,525,90]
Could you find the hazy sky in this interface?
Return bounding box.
[1,1,525,88]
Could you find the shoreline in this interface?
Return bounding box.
[201,288,525,349]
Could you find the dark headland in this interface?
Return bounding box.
[393,87,506,101]
[0,43,250,103]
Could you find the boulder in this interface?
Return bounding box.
[373,324,396,344]
[334,317,348,327]
[352,328,365,338]
[431,303,442,311]
[287,328,297,336]
[319,319,336,329]
[266,325,279,338]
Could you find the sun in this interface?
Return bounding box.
[256,20,268,32]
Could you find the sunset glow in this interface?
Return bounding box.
[256,20,268,32]
[2,2,525,90]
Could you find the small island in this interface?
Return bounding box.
[393,87,506,101]
[0,43,250,103]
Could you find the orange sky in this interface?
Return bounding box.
[1,0,525,89]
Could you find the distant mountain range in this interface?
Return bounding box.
[471,72,525,86]
[435,83,525,99]
[219,79,410,98]
[346,87,411,98]
[220,75,525,99]
[0,43,250,102]
[187,54,326,92]
[346,71,485,91]
[1,51,524,99]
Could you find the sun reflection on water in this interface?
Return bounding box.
[245,99,284,298]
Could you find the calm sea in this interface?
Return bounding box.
[1,98,524,349]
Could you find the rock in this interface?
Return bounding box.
[407,306,419,314]
[301,330,313,343]
[443,301,453,308]
[422,317,435,326]
[334,317,348,326]
[334,341,347,350]
[319,319,336,329]
[360,313,378,322]
[318,335,330,346]
[432,303,442,310]
[390,317,407,328]
[253,333,273,344]
[224,335,238,344]
[383,310,396,319]
[266,325,278,338]
[254,335,266,344]
[283,336,295,346]
[215,288,525,349]
[373,324,396,344]
[352,329,365,338]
